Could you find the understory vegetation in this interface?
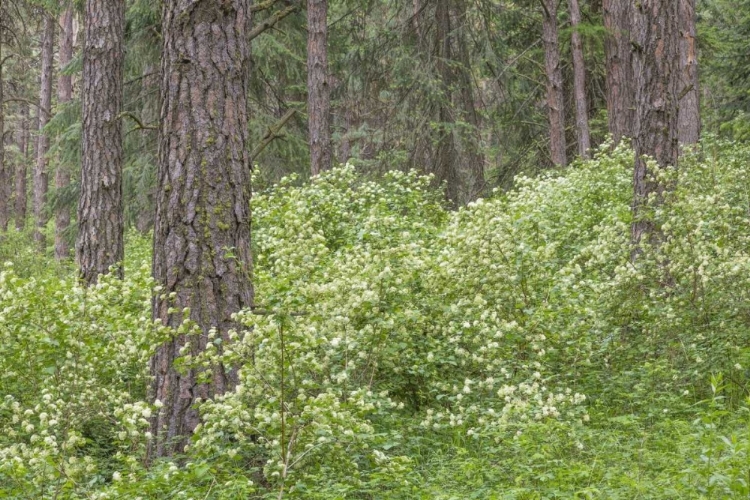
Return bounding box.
[3,140,750,498]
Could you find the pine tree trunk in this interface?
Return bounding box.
[15,99,29,230]
[307,0,332,176]
[678,0,700,146]
[434,0,460,206]
[77,0,124,283]
[603,0,633,145]
[0,17,8,232]
[542,0,567,166]
[453,0,484,203]
[631,0,680,249]
[33,15,55,250]
[568,0,591,159]
[55,7,74,260]
[150,1,253,458]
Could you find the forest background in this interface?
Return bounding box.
[2,0,750,498]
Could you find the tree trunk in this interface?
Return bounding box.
[452,0,484,202]
[678,0,700,146]
[631,0,680,249]
[15,100,29,230]
[150,1,253,458]
[33,15,55,250]
[434,0,460,205]
[55,7,74,260]
[0,17,8,232]
[603,0,633,145]
[568,0,591,159]
[76,0,124,283]
[307,0,332,176]
[542,0,567,166]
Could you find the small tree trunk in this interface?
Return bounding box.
[0,17,8,232]
[631,0,680,249]
[453,0,484,202]
[77,0,124,284]
[568,0,591,158]
[33,15,55,250]
[150,1,253,458]
[434,0,460,205]
[678,0,700,147]
[307,0,332,176]
[15,99,29,230]
[542,0,567,166]
[603,0,633,145]
[55,7,74,260]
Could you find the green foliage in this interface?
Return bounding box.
[5,142,750,497]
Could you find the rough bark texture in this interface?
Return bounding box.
[307,0,332,176]
[0,17,8,232]
[631,0,680,249]
[15,99,29,230]
[434,0,460,205]
[568,0,591,158]
[603,0,633,145]
[453,0,484,202]
[33,15,55,250]
[542,0,567,166]
[55,7,74,260]
[77,0,124,283]
[678,0,700,146]
[150,0,253,458]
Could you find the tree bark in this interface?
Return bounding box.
[603,0,633,145]
[541,0,567,166]
[678,0,700,146]
[452,0,484,202]
[15,99,29,230]
[307,0,332,176]
[33,14,55,250]
[568,0,591,159]
[55,7,74,260]
[150,0,253,458]
[631,0,680,249]
[0,15,8,232]
[76,0,124,283]
[434,0,460,205]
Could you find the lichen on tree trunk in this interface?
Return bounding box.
[150,0,254,458]
[631,0,681,251]
[77,0,124,283]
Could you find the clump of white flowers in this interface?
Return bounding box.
[4,139,750,497]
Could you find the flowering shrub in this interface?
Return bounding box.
[4,141,750,497]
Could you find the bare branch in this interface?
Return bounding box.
[248,4,299,42]
[251,0,281,13]
[119,111,157,134]
[2,97,49,115]
[250,108,297,162]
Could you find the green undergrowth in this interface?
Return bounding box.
[3,140,750,498]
